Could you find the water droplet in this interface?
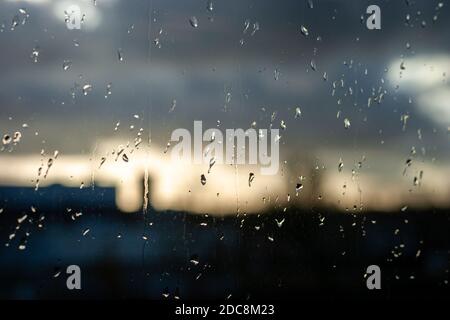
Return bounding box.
[82,84,93,96]
[169,99,177,112]
[122,153,129,162]
[243,19,250,33]
[189,16,199,28]
[105,82,112,98]
[251,22,260,36]
[295,107,302,119]
[206,1,214,12]
[200,174,207,185]
[208,157,215,174]
[274,69,280,80]
[275,218,285,228]
[82,228,90,236]
[300,25,309,36]
[53,268,62,278]
[2,134,11,145]
[405,14,411,23]
[248,172,255,187]
[225,92,232,103]
[117,49,124,62]
[344,118,351,129]
[338,160,344,172]
[63,60,72,71]
[415,249,421,258]
[401,114,409,131]
[17,214,28,224]
[190,254,200,265]
[163,141,171,153]
[18,8,29,25]
[11,9,29,31]
[18,241,27,251]
[11,16,19,30]
[30,46,40,63]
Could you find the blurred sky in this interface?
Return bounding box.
[1,0,450,212]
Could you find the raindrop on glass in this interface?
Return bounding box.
[344,118,351,129]
[105,82,112,98]
[189,16,199,28]
[295,107,302,119]
[12,131,22,143]
[82,84,93,96]
[206,0,214,12]
[208,157,215,174]
[190,254,200,265]
[30,46,40,63]
[338,160,344,172]
[117,49,124,62]
[63,60,72,71]
[2,134,11,145]
[275,218,285,228]
[300,25,309,36]
[248,172,255,187]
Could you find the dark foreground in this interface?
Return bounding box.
[0,186,449,299]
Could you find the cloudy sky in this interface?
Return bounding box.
[1,0,449,212]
